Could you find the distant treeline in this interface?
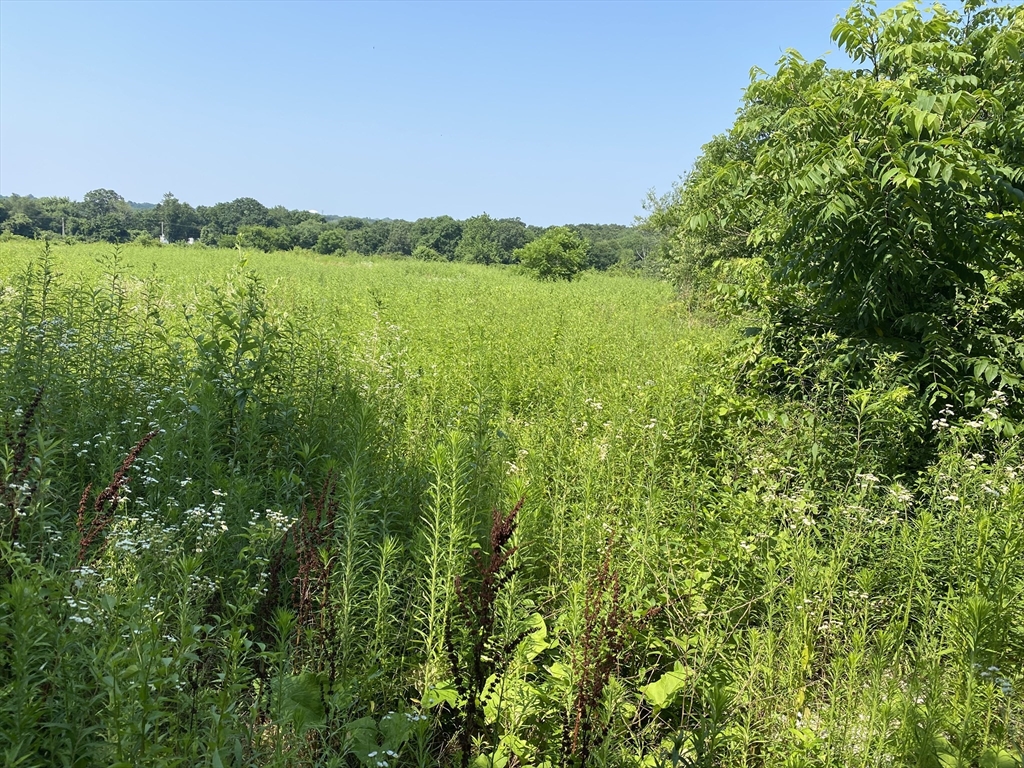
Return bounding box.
[0,190,659,271]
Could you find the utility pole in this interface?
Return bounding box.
[61,217,65,237]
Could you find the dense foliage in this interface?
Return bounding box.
[1,241,1021,767]
[514,226,590,281]
[1,1,1022,766]
[649,0,1023,430]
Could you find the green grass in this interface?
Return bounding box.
[1,241,1021,767]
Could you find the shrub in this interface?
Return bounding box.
[412,244,444,261]
[315,228,349,255]
[514,227,589,281]
[653,0,1024,426]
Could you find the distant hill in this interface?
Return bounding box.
[128,201,156,211]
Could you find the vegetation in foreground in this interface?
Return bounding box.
[1,238,1020,767]
[2,0,1023,766]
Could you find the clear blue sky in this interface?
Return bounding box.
[2,0,871,225]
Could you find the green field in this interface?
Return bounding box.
[1,240,1021,767]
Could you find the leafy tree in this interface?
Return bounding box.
[293,218,326,250]
[350,220,396,255]
[514,226,590,281]
[315,228,349,255]
[645,131,760,289]
[82,188,130,219]
[200,197,270,234]
[237,225,295,252]
[200,224,224,246]
[382,220,414,255]
[155,192,201,241]
[79,190,134,242]
[491,217,531,261]
[1,211,33,237]
[28,196,73,236]
[418,215,463,259]
[659,0,1024,420]
[334,216,367,232]
[456,213,530,264]
[456,213,501,264]
[132,230,161,247]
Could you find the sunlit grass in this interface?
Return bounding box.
[1,240,1020,767]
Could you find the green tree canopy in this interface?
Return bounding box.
[418,216,463,260]
[315,228,349,255]
[652,0,1024,418]
[455,213,530,264]
[514,226,590,281]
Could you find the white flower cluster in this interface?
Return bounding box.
[931,403,955,431]
[366,748,398,768]
[249,507,294,534]
[185,502,229,536]
[64,595,93,625]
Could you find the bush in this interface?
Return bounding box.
[131,231,160,247]
[514,226,589,281]
[412,244,444,261]
[315,228,349,255]
[237,226,295,252]
[654,0,1024,427]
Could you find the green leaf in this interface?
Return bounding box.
[981,748,1023,768]
[421,682,459,710]
[640,662,694,712]
[271,672,325,732]
[545,661,572,682]
[378,710,413,746]
[523,612,553,662]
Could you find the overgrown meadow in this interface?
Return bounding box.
[1,241,1021,767]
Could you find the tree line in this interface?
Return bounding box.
[0,190,658,272]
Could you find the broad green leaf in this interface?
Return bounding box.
[640,662,694,712]
[421,682,459,710]
[981,748,1023,768]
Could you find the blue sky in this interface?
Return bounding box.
[2,0,870,225]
